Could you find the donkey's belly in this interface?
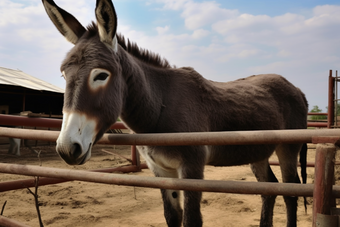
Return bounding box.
[137,144,276,170]
[137,146,182,172]
[207,144,276,166]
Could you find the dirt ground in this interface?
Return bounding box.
[0,143,324,227]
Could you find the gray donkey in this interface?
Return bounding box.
[42,0,308,226]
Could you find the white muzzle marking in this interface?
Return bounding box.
[56,112,97,165]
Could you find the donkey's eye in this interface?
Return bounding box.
[94,72,109,81]
[89,68,111,90]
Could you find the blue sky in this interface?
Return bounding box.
[1,0,340,111]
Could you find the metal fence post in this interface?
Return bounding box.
[328,70,335,128]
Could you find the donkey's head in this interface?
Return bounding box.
[42,0,125,165]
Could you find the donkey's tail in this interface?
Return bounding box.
[299,143,308,212]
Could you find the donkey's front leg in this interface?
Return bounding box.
[138,146,183,226]
[183,190,203,227]
[153,167,183,227]
[180,148,205,227]
[160,188,183,227]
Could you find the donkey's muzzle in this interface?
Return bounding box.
[56,142,91,165]
[58,143,81,165]
[56,111,97,165]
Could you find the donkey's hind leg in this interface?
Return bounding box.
[251,159,278,227]
[276,144,302,227]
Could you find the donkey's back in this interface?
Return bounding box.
[211,73,307,130]
[159,70,307,134]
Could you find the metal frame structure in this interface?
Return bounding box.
[307,69,339,129]
[331,70,340,127]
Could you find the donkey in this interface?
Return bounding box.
[42,0,308,226]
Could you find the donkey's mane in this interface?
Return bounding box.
[86,22,172,68]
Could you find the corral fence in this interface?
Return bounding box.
[1,115,340,227]
[0,69,340,227]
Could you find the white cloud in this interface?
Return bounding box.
[276,13,305,35]
[156,0,190,10]
[209,5,340,69]
[313,5,340,18]
[155,0,238,30]
[156,25,170,35]
[0,2,42,26]
[213,14,273,36]
[192,29,210,39]
[181,1,238,30]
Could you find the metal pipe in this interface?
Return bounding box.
[1,163,337,197]
[0,127,58,141]
[2,127,340,146]
[0,113,329,130]
[307,122,328,128]
[308,113,328,116]
[2,160,336,192]
[5,159,331,192]
[100,128,340,146]
[0,164,148,192]
[335,70,338,127]
[0,114,62,128]
[267,160,340,167]
[328,70,335,128]
[0,114,126,130]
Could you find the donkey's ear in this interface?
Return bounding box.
[95,0,118,52]
[42,0,86,45]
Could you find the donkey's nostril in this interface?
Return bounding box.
[71,143,82,159]
[56,142,85,165]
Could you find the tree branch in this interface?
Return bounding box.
[26,177,44,227]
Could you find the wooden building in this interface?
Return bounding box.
[0,66,64,152]
[0,66,64,116]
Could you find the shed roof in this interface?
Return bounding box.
[0,67,64,93]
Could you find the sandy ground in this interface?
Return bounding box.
[0,143,324,227]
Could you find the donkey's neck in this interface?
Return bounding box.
[119,47,165,133]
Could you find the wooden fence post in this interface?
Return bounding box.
[313,143,336,227]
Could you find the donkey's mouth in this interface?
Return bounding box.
[78,143,92,165]
[57,142,93,165]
